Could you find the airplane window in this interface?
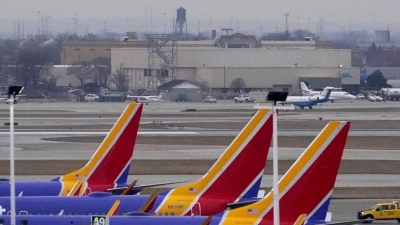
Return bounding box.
[158,212,162,216]
[165,212,169,216]
[171,212,175,216]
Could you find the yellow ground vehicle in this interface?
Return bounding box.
[358,201,400,223]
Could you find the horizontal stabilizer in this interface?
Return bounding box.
[107,180,187,195]
[227,200,259,209]
[314,220,371,225]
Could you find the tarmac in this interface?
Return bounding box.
[0,99,399,223]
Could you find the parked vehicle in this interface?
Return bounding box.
[358,201,400,223]
[356,94,365,99]
[234,95,255,103]
[382,88,400,101]
[204,96,217,103]
[84,94,99,102]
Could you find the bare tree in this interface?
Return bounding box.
[67,61,96,87]
[110,64,130,91]
[230,78,246,93]
[92,57,111,88]
[14,39,48,93]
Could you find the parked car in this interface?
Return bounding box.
[356,94,365,99]
[204,96,217,103]
[84,94,99,102]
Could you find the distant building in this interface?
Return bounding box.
[375,30,390,43]
[217,33,259,48]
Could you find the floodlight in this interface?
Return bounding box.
[267,92,288,102]
[7,86,24,99]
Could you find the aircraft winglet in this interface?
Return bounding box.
[120,180,138,195]
[139,190,159,213]
[201,216,213,225]
[107,200,121,216]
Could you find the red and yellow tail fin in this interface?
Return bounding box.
[59,103,143,196]
[154,108,273,216]
[219,121,350,225]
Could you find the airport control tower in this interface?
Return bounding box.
[175,7,187,34]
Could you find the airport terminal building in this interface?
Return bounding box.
[111,45,360,94]
[60,33,360,94]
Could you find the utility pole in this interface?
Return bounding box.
[126,18,129,33]
[37,11,41,34]
[163,13,166,33]
[104,20,107,40]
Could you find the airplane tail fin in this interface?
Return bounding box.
[320,87,333,100]
[59,103,143,195]
[300,82,311,92]
[220,121,350,224]
[155,109,274,215]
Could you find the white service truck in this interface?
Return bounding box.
[234,95,255,103]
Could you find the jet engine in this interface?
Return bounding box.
[308,96,320,101]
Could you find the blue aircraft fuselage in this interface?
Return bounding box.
[0,181,62,197]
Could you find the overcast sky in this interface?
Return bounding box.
[0,0,399,37]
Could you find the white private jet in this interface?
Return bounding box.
[278,86,334,109]
[300,82,356,103]
[127,94,164,103]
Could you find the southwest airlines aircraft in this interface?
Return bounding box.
[0,108,274,216]
[0,103,147,197]
[0,121,351,225]
[300,82,356,102]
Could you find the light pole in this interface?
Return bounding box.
[338,64,343,88]
[163,13,166,34]
[256,92,293,225]
[37,11,41,34]
[7,86,24,225]
[223,66,226,90]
